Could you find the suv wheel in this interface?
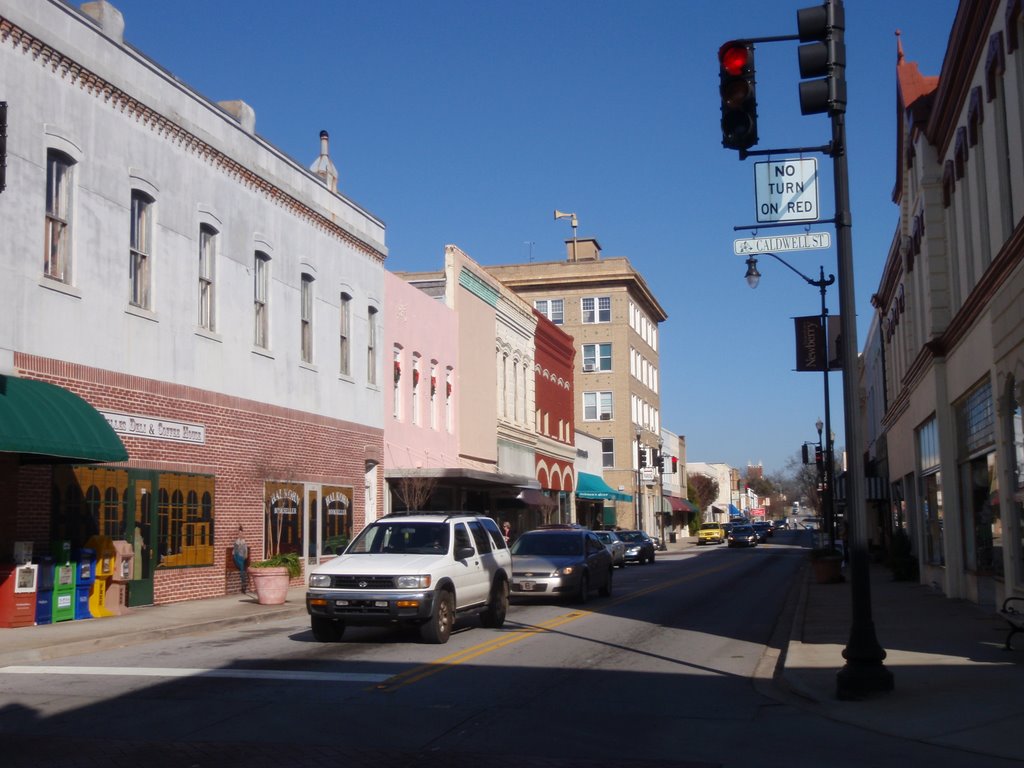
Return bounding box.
[311,616,345,643]
[420,589,454,644]
[480,578,509,628]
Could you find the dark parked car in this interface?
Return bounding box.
[510,528,613,603]
[617,530,656,564]
[752,521,772,542]
[727,524,758,548]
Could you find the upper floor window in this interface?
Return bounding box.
[45,149,74,283]
[198,225,217,331]
[582,296,611,324]
[582,343,612,372]
[601,438,614,468]
[254,251,270,348]
[584,391,613,421]
[129,190,154,309]
[300,273,314,363]
[339,292,352,376]
[535,298,564,324]
[367,306,379,385]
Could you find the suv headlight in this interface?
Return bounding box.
[396,575,431,589]
[309,573,332,588]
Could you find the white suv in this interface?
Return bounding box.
[306,512,511,644]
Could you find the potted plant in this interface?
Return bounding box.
[250,551,301,605]
[249,505,303,604]
[809,546,844,584]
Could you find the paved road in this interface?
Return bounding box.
[2,539,1017,768]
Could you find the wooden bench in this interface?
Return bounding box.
[1000,596,1024,650]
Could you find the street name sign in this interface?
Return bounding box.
[733,231,832,256]
[754,158,819,223]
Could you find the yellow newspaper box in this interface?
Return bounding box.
[84,535,116,618]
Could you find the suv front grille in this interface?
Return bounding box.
[331,575,396,589]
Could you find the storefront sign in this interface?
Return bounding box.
[100,411,206,444]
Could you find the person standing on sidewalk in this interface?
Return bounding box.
[232,525,250,594]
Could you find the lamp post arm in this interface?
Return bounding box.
[762,251,835,288]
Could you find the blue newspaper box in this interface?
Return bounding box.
[35,555,55,625]
[74,547,96,620]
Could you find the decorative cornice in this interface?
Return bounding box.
[0,16,384,264]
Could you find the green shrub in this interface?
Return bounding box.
[251,551,302,578]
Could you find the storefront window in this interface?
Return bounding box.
[922,471,944,566]
[265,481,303,558]
[321,486,354,556]
[956,380,1000,576]
[918,416,943,566]
[1008,377,1024,583]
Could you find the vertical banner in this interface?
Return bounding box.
[795,316,843,371]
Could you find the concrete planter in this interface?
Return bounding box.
[811,555,844,584]
[250,566,290,604]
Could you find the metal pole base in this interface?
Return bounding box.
[836,660,894,700]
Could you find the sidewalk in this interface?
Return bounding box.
[779,555,1024,763]
[2,536,1023,762]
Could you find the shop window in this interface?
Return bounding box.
[156,472,215,567]
[265,481,303,558]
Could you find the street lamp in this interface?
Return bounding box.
[635,428,643,530]
[745,252,836,553]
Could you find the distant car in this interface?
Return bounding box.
[510,528,613,603]
[593,529,626,567]
[617,530,656,564]
[752,521,772,542]
[727,524,758,548]
[697,522,727,545]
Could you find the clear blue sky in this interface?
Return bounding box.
[108,0,957,476]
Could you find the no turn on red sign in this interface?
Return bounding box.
[754,158,819,223]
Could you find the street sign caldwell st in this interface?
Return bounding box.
[754,158,819,223]
[733,231,831,255]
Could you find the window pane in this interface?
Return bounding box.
[551,299,564,324]
[129,191,153,308]
[198,225,216,330]
[340,293,351,376]
[598,296,611,322]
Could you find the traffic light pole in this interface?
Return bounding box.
[830,107,893,700]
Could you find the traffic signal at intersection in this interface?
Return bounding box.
[638,446,648,468]
[718,40,758,151]
[796,1,846,115]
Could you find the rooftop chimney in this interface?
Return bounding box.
[309,130,338,192]
[217,100,256,134]
[80,1,125,44]
[566,237,601,262]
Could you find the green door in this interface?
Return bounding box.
[126,472,158,606]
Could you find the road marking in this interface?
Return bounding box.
[373,558,742,693]
[0,665,391,683]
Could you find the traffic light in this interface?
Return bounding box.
[802,443,810,464]
[655,452,665,473]
[718,40,758,151]
[638,446,648,468]
[671,456,678,473]
[814,446,824,469]
[796,0,846,115]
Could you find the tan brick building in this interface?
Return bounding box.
[486,238,667,531]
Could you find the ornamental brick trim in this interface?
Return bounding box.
[0,17,385,264]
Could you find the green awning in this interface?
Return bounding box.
[576,472,632,502]
[0,375,128,463]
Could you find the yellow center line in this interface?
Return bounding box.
[371,557,741,693]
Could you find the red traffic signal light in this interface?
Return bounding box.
[718,40,758,151]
